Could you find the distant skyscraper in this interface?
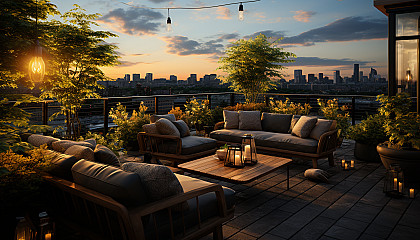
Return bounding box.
[334,70,342,84]
[353,64,359,82]
[124,74,130,81]
[319,73,324,82]
[369,68,378,82]
[133,74,140,81]
[145,73,153,82]
[294,70,303,83]
[170,75,177,83]
[308,74,316,83]
[187,74,197,85]
[359,71,364,82]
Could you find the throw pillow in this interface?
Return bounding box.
[52,139,96,153]
[65,145,95,162]
[291,116,318,138]
[261,113,293,133]
[143,123,159,134]
[239,111,262,131]
[45,150,78,181]
[155,118,181,137]
[94,144,120,167]
[172,120,190,137]
[121,162,188,211]
[150,114,176,123]
[27,134,60,147]
[289,115,301,133]
[223,110,239,129]
[309,119,334,140]
[304,169,330,183]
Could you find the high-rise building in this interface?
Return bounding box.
[353,64,359,82]
[334,70,342,84]
[308,74,316,83]
[133,74,140,81]
[318,73,324,82]
[170,75,177,83]
[359,71,364,82]
[124,74,130,81]
[369,68,378,82]
[145,73,153,82]
[294,70,303,83]
[187,74,197,85]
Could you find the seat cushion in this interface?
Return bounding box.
[292,116,318,138]
[261,113,292,133]
[52,139,96,153]
[210,129,318,153]
[155,118,180,137]
[65,145,95,162]
[94,144,120,166]
[143,123,159,134]
[150,114,176,123]
[71,160,148,207]
[27,134,60,147]
[309,119,334,140]
[157,136,217,155]
[45,150,79,181]
[223,110,239,129]
[239,111,262,131]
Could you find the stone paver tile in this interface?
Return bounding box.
[290,216,336,240]
[278,197,310,213]
[397,212,420,229]
[358,233,385,240]
[388,224,420,240]
[318,236,338,240]
[258,233,287,240]
[334,217,369,232]
[343,209,377,223]
[363,223,393,239]
[227,232,257,240]
[241,210,292,237]
[222,225,240,239]
[371,210,402,227]
[384,197,412,214]
[324,225,362,240]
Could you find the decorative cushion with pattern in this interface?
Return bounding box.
[261,113,293,133]
[94,144,120,166]
[143,123,159,134]
[309,119,334,140]
[239,111,262,131]
[27,134,60,147]
[172,120,190,138]
[64,145,95,162]
[155,118,181,137]
[150,114,176,123]
[289,115,301,133]
[223,110,239,129]
[52,139,96,153]
[121,162,188,211]
[291,116,318,138]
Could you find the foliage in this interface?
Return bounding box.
[269,98,311,115]
[347,114,387,145]
[211,106,224,124]
[317,99,350,138]
[0,145,53,213]
[78,132,121,156]
[218,34,295,103]
[219,143,228,149]
[41,5,119,139]
[168,107,190,124]
[109,102,150,150]
[184,99,213,128]
[223,102,270,112]
[377,93,420,150]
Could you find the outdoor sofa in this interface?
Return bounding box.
[210,111,338,168]
[24,134,235,240]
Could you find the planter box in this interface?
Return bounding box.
[354,142,381,162]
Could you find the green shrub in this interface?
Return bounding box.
[317,99,350,138]
[347,114,387,145]
[269,98,311,115]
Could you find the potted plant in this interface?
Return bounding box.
[184,99,213,132]
[376,93,420,185]
[318,98,351,146]
[216,144,229,161]
[347,114,387,162]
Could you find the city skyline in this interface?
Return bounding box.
[52,0,388,80]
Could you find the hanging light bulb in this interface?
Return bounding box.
[29,40,45,82]
[238,2,244,21]
[166,9,172,32]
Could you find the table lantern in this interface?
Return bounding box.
[383,163,404,198]
[224,145,244,168]
[242,134,258,165]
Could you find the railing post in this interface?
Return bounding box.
[103,98,109,135]
[42,101,48,125]
[207,94,212,109]
[351,97,356,126]
[230,93,235,106]
[154,96,159,114]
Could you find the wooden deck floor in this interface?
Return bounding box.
[189,140,420,240]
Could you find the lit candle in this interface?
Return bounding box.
[235,154,242,166]
[344,163,348,170]
[394,178,398,190]
[399,182,403,193]
[244,145,251,160]
[341,159,345,168]
[409,188,415,198]
[350,160,354,168]
[45,233,52,240]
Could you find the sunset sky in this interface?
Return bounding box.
[53,0,388,81]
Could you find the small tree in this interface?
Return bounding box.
[42,5,119,139]
[218,34,295,103]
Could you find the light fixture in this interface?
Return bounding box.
[29,0,45,82]
[241,134,257,165]
[166,8,172,32]
[224,145,245,168]
[238,2,244,21]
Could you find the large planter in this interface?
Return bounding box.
[377,143,420,185]
[354,142,381,162]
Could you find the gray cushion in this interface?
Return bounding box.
[173,120,190,137]
[142,123,159,134]
[289,115,301,132]
[150,114,176,123]
[94,144,120,166]
[72,160,148,207]
[210,129,318,153]
[27,134,60,147]
[238,111,262,131]
[158,136,217,155]
[155,118,180,137]
[304,169,330,182]
[122,162,187,211]
[45,150,78,181]
[223,110,239,129]
[291,116,318,138]
[52,139,96,153]
[309,119,333,140]
[261,113,293,133]
[65,145,95,162]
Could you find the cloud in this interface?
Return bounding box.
[148,0,171,2]
[292,10,316,22]
[218,33,240,40]
[285,57,371,67]
[98,8,164,36]
[245,30,285,41]
[119,60,155,67]
[162,36,225,56]
[216,7,231,19]
[129,53,150,56]
[280,16,387,47]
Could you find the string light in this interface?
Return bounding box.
[166,9,172,32]
[29,0,45,82]
[239,2,244,21]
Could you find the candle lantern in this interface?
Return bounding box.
[224,145,244,168]
[15,217,34,240]
[383,163,404,198]
[241,134,258,165]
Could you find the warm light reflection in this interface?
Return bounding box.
[29,56,45,82]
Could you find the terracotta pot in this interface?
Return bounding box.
[354,142,381,162]
[377,143,420,185]
[216,149,227,161]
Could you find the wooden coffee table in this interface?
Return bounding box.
[178,154,292,189]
